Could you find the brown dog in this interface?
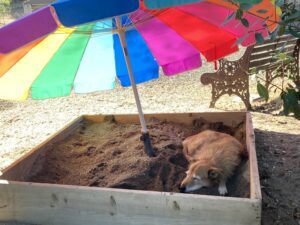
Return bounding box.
[179,130,244,195]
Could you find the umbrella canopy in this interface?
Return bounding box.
[0,0,280,101]
[0,0,280,155]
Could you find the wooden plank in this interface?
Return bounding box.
[0,116,84,181]
[250,48,295,61]
[249,62,281,71]
[252,39,298,54]
[249,58,276,69]
[83,114,106,123]
[257,35,297,45]
[250,46,295,70]
[246,113,262,200]
[0,181,261,225]
[255,35,297,47]
[84,112,246,128]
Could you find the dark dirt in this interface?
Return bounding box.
[28,117,249,197]
[256,128,300,225]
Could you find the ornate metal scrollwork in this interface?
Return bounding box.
[200,39,299,110]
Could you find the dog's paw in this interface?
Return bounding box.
[218,185,228,196]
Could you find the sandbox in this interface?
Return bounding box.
[0,112,261,225]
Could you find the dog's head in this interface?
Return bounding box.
[179,161,223,193]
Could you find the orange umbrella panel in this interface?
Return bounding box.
[207,0,281,32]
[0,38,44,77]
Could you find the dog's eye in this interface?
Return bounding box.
[192,176,200,180]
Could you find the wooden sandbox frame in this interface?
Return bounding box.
[0,112,261,225]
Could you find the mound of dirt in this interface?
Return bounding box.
[28,117,249,197]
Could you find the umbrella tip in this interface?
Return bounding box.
[140,132,155,157]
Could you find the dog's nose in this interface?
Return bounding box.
[179,186,186,193]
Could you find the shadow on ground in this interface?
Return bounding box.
[255,129,300,225]
[252,97,283,115]
[0,100,17,111]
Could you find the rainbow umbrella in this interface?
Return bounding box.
[0,0,280,156]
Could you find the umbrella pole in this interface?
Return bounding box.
[116,17,155,157]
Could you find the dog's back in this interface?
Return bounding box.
[183,130,244,178]
[183,130,226,160]
[180,130,245,194]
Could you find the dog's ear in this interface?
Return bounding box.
[208,167,223,179]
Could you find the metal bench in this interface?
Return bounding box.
[200,35,300,110]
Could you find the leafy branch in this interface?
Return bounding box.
[225,0,300,119]
[224,0,300,42]
[0,0,11,16]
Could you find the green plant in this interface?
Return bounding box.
[255,53,300,119]
[225,0,300,119]
[0,0,11,15]
[225,0,300,40]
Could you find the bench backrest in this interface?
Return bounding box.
[248,35,299,71]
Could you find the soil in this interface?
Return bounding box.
[28,117,249,198]
[253,109,300,225]
[257,129,300,225]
